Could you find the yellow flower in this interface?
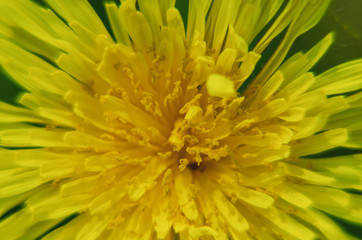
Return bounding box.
[0,0,362,239]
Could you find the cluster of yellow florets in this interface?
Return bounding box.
[0,0,361,239]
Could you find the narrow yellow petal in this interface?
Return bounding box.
[252,0,330,87]
[174,169,199,221]
[311,59,362,95]
[128,158,170,201]
[167,8,185,40]
[291,128,348,156]
[105,3,131,45]
[213,190,249,234]
[279,183,312,208]
[0,101,45,124]
[0,169,44,197]
[279,162,334,185]
[206,74,236,98]
[275,72,315,102]
[187,0,212,42]
[0,128,68,148]
[0,209,34,239]
[291,113,328,140]
[267,208,316,240]
[45,0,109,36]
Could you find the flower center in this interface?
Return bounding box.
[165,94,244,172]
[99,42,245,176]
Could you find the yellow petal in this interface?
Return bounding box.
[206,74,236,98]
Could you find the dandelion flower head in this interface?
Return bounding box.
[0,0,362,239]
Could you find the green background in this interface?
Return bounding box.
[0,0,361,238]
